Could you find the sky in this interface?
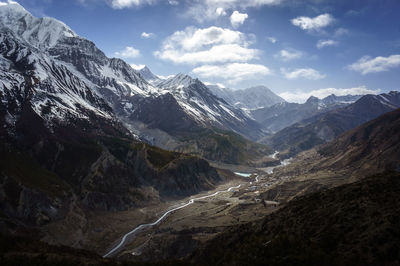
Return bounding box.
[6,0,400,102]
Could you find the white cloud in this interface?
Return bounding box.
[291,13,335,32]
[141,32,155,39]
[216,7,226,16]
[114,46,141,58]
[317,39,338,49]
[279,86,380,103]
[90,0,282,14]
[0,0,18,6]
[154,26,259,65]
[168,0,179,5]
[204,81,226,88]
[204,0,282,9]
[267,37,277,43]
[157,74,175,79]
[192,63,271,84]
[281,68,326,80]
[109,0,157,9]
[348,54,400,75]
[130,63,145,70]
[230,11,248,28]
[276,49,302,61]
[334,27,349,37]
[155,44,258,64]
[186,0,282,22]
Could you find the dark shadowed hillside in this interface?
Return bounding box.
[192,171,400,266]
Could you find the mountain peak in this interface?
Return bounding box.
[159,73,195,89]
[139,65,161,82]
[141,65,150,71]
[305,95,319,104]
[0,1,27,13]
[0,1,77,49]
[174,73,193,80]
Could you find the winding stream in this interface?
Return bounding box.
[103,184,242,258]
[103,151,288,258]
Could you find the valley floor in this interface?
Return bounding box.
[92,159,294,261]
[38,154,290,262]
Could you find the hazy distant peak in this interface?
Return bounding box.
[138,65,161,83]
[306,96,319,103]
[208,84,285,110]
[161,73,196,88]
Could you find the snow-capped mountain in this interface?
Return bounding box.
[135,73,264,140]
[138,65,162,84]
[208,84,286,110]
[0,1,263,146]
[320,94,362,106]
[264,91,400,157]
[0,8,113,126]
[251,94,363,134]
[0,2,77,49]
[0,2,162,125]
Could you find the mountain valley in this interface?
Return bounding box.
[1,1,400,266]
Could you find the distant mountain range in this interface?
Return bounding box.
[252,94,363,134]
[207,84,286,110]
[263,91,400,157]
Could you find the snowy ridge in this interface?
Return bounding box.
[0,3,264,141]
[0,1,77,49]
[0,30,112,124]
[208,84,286,110]
[138,66,163,85]
[157,73,196,90]
[374,92,400,108]
[156,73,247,126]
